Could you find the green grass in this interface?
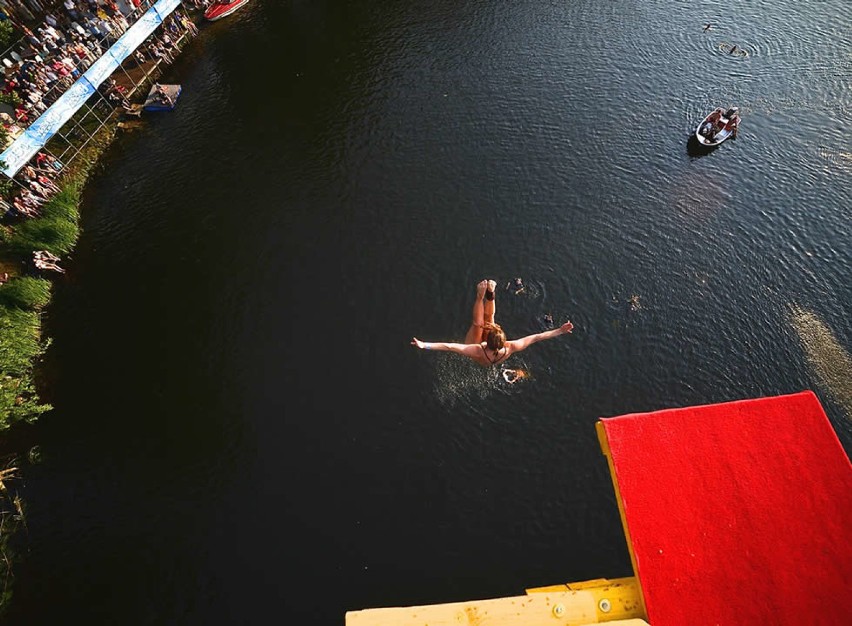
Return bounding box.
[0,312,52,428]
[0,183,83,430]
[0,277,52,312]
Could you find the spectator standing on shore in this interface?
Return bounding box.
[39,22,65,46]
[35,151,62,173]
[161,32,176,56]
[35,173,59,194]
[28,178,52,199]
[21,164,39,182]
[20,188,44,209]
[113,11,129,32]
[100,0,119,17]
[150,41,172,64]
[112,0,134,16]
[21,26,42,49]
[38,63,59,88]
[69,19,87,38]
[64,0,80,21]
[71,40,93,65]
[84,35,101,57]
[14,104,28,125]
[13,195,38,217]
[42,35,60,56]
[180,13,198,36]
[59,54,79,79]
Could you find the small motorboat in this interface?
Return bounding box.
[204,0,250,21]
[695,106,740,147]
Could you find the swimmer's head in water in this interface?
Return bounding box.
[484,322,506,351]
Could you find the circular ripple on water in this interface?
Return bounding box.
[713,40,753,59]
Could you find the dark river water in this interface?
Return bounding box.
[2,0,850,623]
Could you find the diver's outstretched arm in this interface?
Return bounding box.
[411,338,482,359]
[506,321,573,354]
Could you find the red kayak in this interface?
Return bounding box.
[204,0,249,21]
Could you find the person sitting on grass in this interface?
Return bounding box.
[33,250,65,274]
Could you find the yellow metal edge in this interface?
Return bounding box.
[595,420,648,619]
[530,576,644,623]
[345,587,646,626]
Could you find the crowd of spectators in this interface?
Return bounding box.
[8,151,62,217]
[0,2,198,223]
[0,1,197,139]
[1,2,137,131]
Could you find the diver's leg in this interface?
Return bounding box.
[483,280,496,327]
[464,280,489,344]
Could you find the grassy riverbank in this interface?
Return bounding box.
[0,126,116,430]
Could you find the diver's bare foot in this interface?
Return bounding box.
[484,279,496,302]
[476,280,488,298]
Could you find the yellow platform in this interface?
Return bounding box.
[345,576,646,625]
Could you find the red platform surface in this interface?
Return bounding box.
[599,391,852,626]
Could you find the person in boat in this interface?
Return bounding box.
[153,83,174,106]
[701,108,725,138]
[723,110,739,137]
[411,279,574,367]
